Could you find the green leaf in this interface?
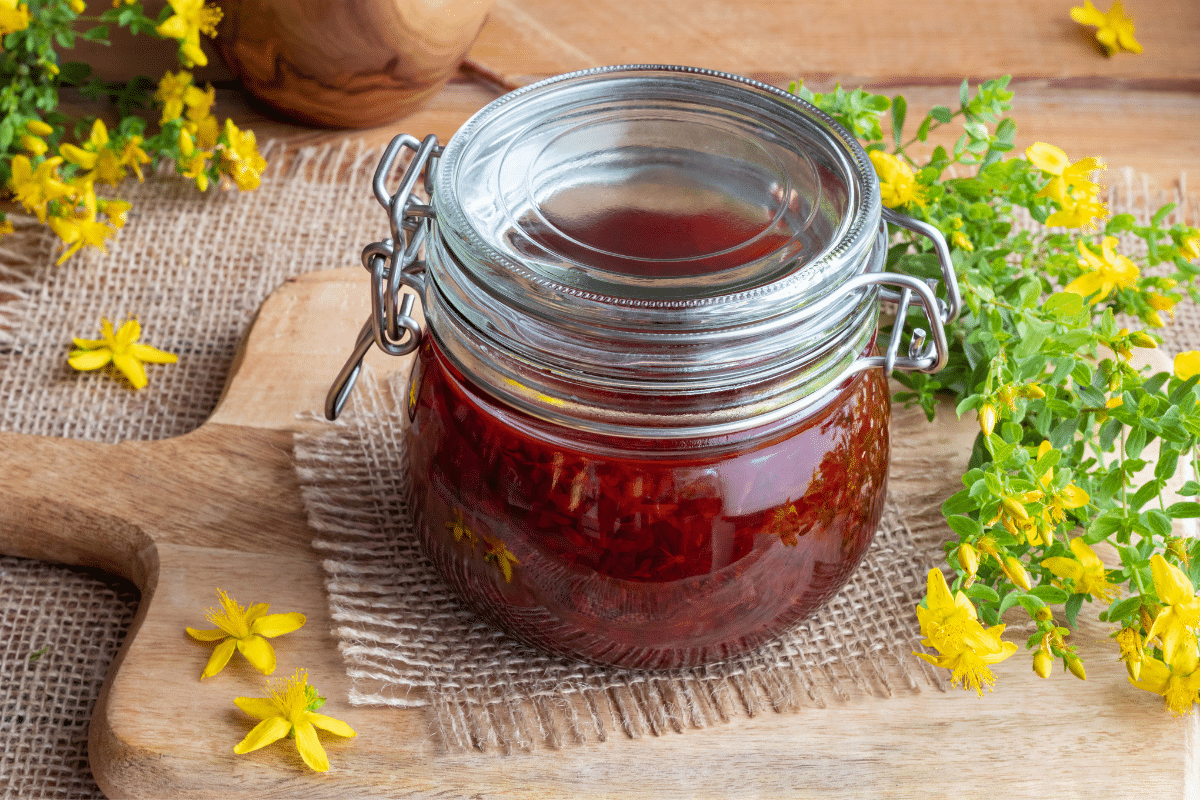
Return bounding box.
[1043,291,1084,322]
[1028,585,1070,604]
[1167,502,1200,518]
[998,590,1021,616]
[1108,596,1143,623]
[916,115,932,143]
[1065,593,1084,628]
[930,105,953,124]
[947,514,983,539]
[83,25,110,42]
[890,95,906,148]
[966,583,1000,603]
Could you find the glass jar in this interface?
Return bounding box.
[327,65,961,670]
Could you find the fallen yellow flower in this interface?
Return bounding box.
[1071,0,1143,56]
[234,669,356,772]
[68,317,178,389]
[186,588,306,678]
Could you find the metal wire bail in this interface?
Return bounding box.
[325,134,440,420]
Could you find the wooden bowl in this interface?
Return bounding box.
[215,0,494,129]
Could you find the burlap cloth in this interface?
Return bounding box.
[0,146,1196,795]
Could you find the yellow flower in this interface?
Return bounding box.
[1071,0,1143,56]
[185,82,215,122]
[1130,638,1200,716]
[189,113,220,149]
[0,218,13,238]
[1045,192,1107,231]
[48,187,118,264]
[68,0,85,12]
[913,568,1019,695]
[186,588,305,678]
[1042,537,1118,602]
[1176,351,1200,381]
[0,0,30,34]
[118,135,151,181]
[100,198,131,229]
[1064,236,1139,301]
[1113,625,1144,680]
[178,129,210,191]
[1026,142,1106,201]
[1181,234,1200,261]
[1033,644,1054,679]
[60,120,127,186]
[482,536,520,582]
[218,119,267,191]
[8,155,72,222]
[69,317,178,389]
[1033,440,1090,525]
[978,403,997,436]
[869,150,925,209]
[234,669,356,772]
[951,230,974,251]
[1146,554,1200,665]
[26,119,53,137]
[156,70,195,123]
[156,0,223,67]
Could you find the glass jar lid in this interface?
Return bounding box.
[434,65,880,322]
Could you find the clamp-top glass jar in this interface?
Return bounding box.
[327,65,961,670]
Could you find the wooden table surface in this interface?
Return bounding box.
[200,0,1199,194]
[13,1,1200,797]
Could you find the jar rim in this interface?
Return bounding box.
[433,65,881,323]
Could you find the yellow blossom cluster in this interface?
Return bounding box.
[1126,556,1200,715]
[914,568,1018,696]
[7,119,145,264]
[156,0,223,68]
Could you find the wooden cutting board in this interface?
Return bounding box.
[0,266,1192,799]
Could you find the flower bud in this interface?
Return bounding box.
[25,119,53,137]
[20,135,47,156]
[1001,555,1032,590]
[1021,384,1046,400]
[1065,653,1087,681]
[957,542,979,578]
[1130,331,1158,349]
[69,0,85,12]
[978,403,997,437]
[1034,606,1053,622]
[1124,656,1142,682]
[1033,647,1054,679]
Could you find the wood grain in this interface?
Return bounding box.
[0,268,1192,798]
[213,0,495,128]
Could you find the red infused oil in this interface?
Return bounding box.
[405,337,890,669]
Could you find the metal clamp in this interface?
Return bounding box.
[325,134,440,420]
[837,208,962,379]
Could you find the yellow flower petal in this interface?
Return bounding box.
[234,696,282,721]
[251,612,307,638]
[233,716,292,755]
[1176,351,1200,381]
[292,721,330,772]
[128,342,179,364]
[68,349,113,371]
[1151,554,1196,607]
[236,634,277,675]
[185,626,229,642]
[111,352,148,389]
[308,713,357,739]
[201,637,237,678]
[1026,142,1069,175]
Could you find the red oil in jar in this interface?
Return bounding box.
[406,337,890,669]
